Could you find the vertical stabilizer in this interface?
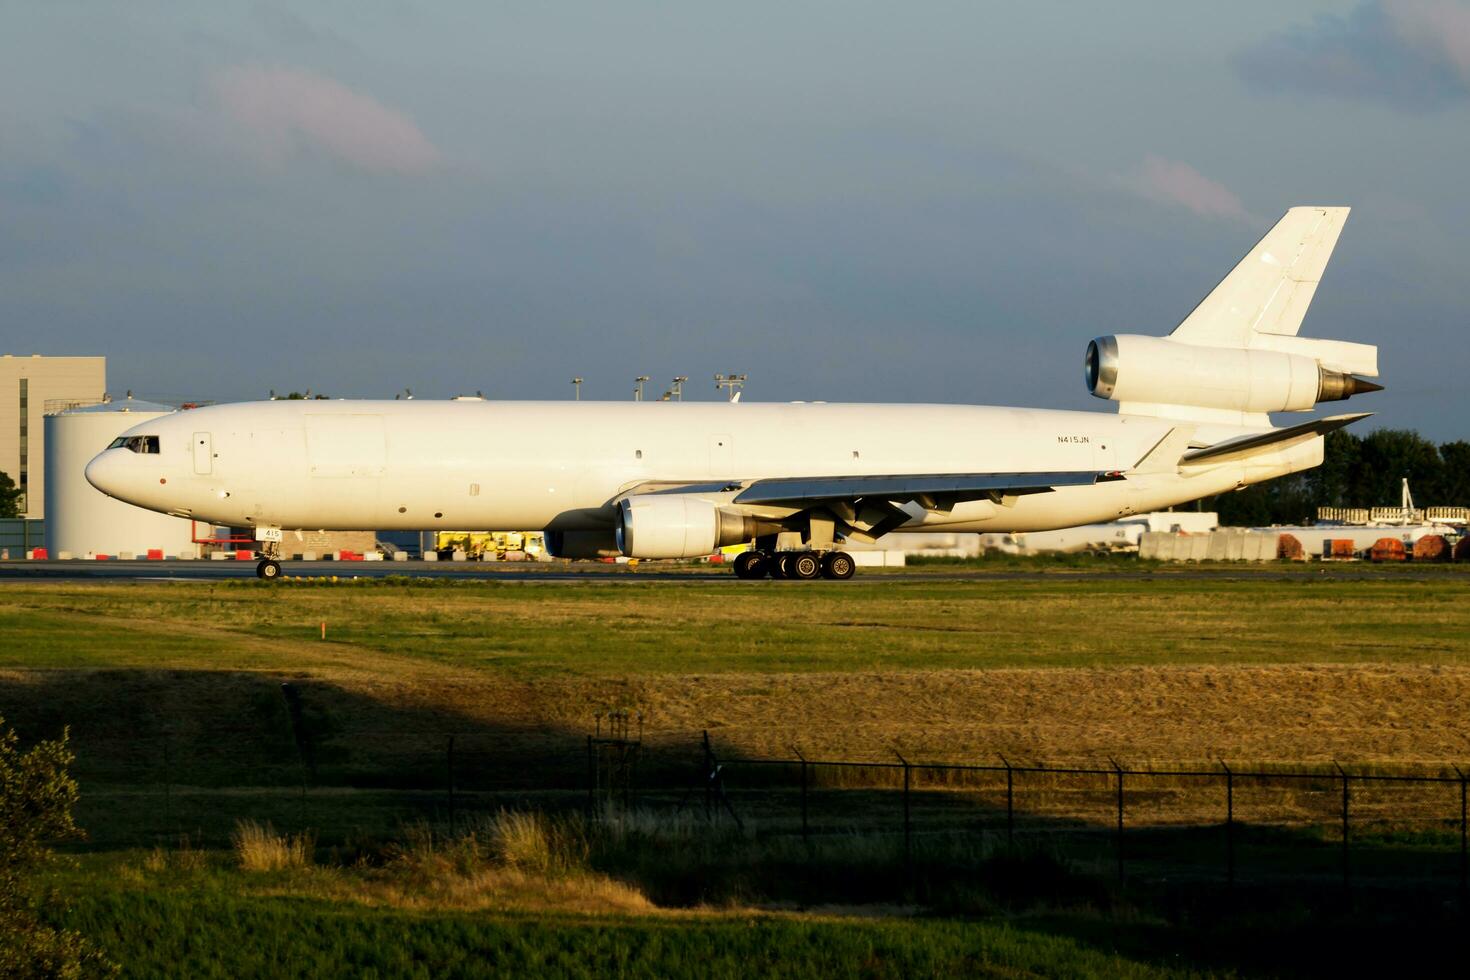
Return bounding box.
[1170,206,1349,348]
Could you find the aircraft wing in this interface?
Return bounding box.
[732,471,1104,507]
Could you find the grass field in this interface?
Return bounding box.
[6,565,1470,977]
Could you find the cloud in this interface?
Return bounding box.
[212,66,439,174]
[1118,156,1246,221]
[1235,0,1470,108]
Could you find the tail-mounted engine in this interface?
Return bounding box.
[1085,334,1381,417]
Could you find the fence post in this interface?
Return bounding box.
[1110,758,1125,886]
[702,731,713,820]
[793,747,809,845]
[585,734,595,820]
[895,751,911,867]
[161,727,173,833]
[446,735,456,836]
[999,755,1014,847]
[1220,760,1234,891]
[1455,765,1467,902]
[1334,762,1350,902]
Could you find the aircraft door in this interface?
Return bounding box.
[193,432,213,475]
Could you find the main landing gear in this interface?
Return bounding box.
[732,550,856,581]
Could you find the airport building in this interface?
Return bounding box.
[1,354,106,517]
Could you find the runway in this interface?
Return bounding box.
[1,558,1461,584]
[0,558,684,582]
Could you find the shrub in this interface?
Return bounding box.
[0,713,114,977]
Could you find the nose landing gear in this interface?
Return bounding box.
[255,535,284,580]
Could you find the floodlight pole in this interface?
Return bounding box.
[571,377,583,401]
[635,376,650,402]
[714,373,747,402]
[671,376,688,401]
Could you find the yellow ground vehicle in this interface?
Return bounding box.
[433,531,544,560]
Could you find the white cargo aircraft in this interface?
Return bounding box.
[87,207,1380,580]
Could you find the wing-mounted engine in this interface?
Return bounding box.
[617,494,779,558]
[1085,206,1381,425]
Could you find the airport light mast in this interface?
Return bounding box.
[714,373,747,402]
[571,377,583,401]
[634,376,650,401]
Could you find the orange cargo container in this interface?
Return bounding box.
[1370,538,1406,562]
[1278,533,1305,561]
[1413,535,1449,561]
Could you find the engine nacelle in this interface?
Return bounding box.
[1085,334,1380,414]
[616,494,761,559]
[543,530,621,559]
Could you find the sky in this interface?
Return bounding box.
[1,2,1466,437]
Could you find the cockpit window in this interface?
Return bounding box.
[113,435,160,454]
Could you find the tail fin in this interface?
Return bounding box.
[1173,206,1347,347]
[1170,206,1376,377]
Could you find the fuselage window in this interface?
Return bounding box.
[120,435,160,454]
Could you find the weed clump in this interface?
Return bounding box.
[143,835,206,874]
[231,821,314,872]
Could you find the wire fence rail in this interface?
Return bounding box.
[685,732,1470,898]
[59,694,1470,900]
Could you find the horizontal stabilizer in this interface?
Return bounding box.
[1181,413,1371,465]
[1130,426,1197,474]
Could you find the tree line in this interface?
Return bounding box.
[1197,429,1470,527]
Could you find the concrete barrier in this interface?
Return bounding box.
[1141,531,1276,562]
[850,550,907,568]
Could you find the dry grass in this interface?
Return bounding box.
[232,820,314,872]
[7,576,1470,842]
[306,816,652,915]
[143,835,207,873]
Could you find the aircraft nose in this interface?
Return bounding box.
[85,450,124,498]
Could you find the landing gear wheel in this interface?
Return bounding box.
[733,551,767,579]
[821,551,855,580]
[256,559,282,580]
[774,553,796,579]
[791,553,821,580]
